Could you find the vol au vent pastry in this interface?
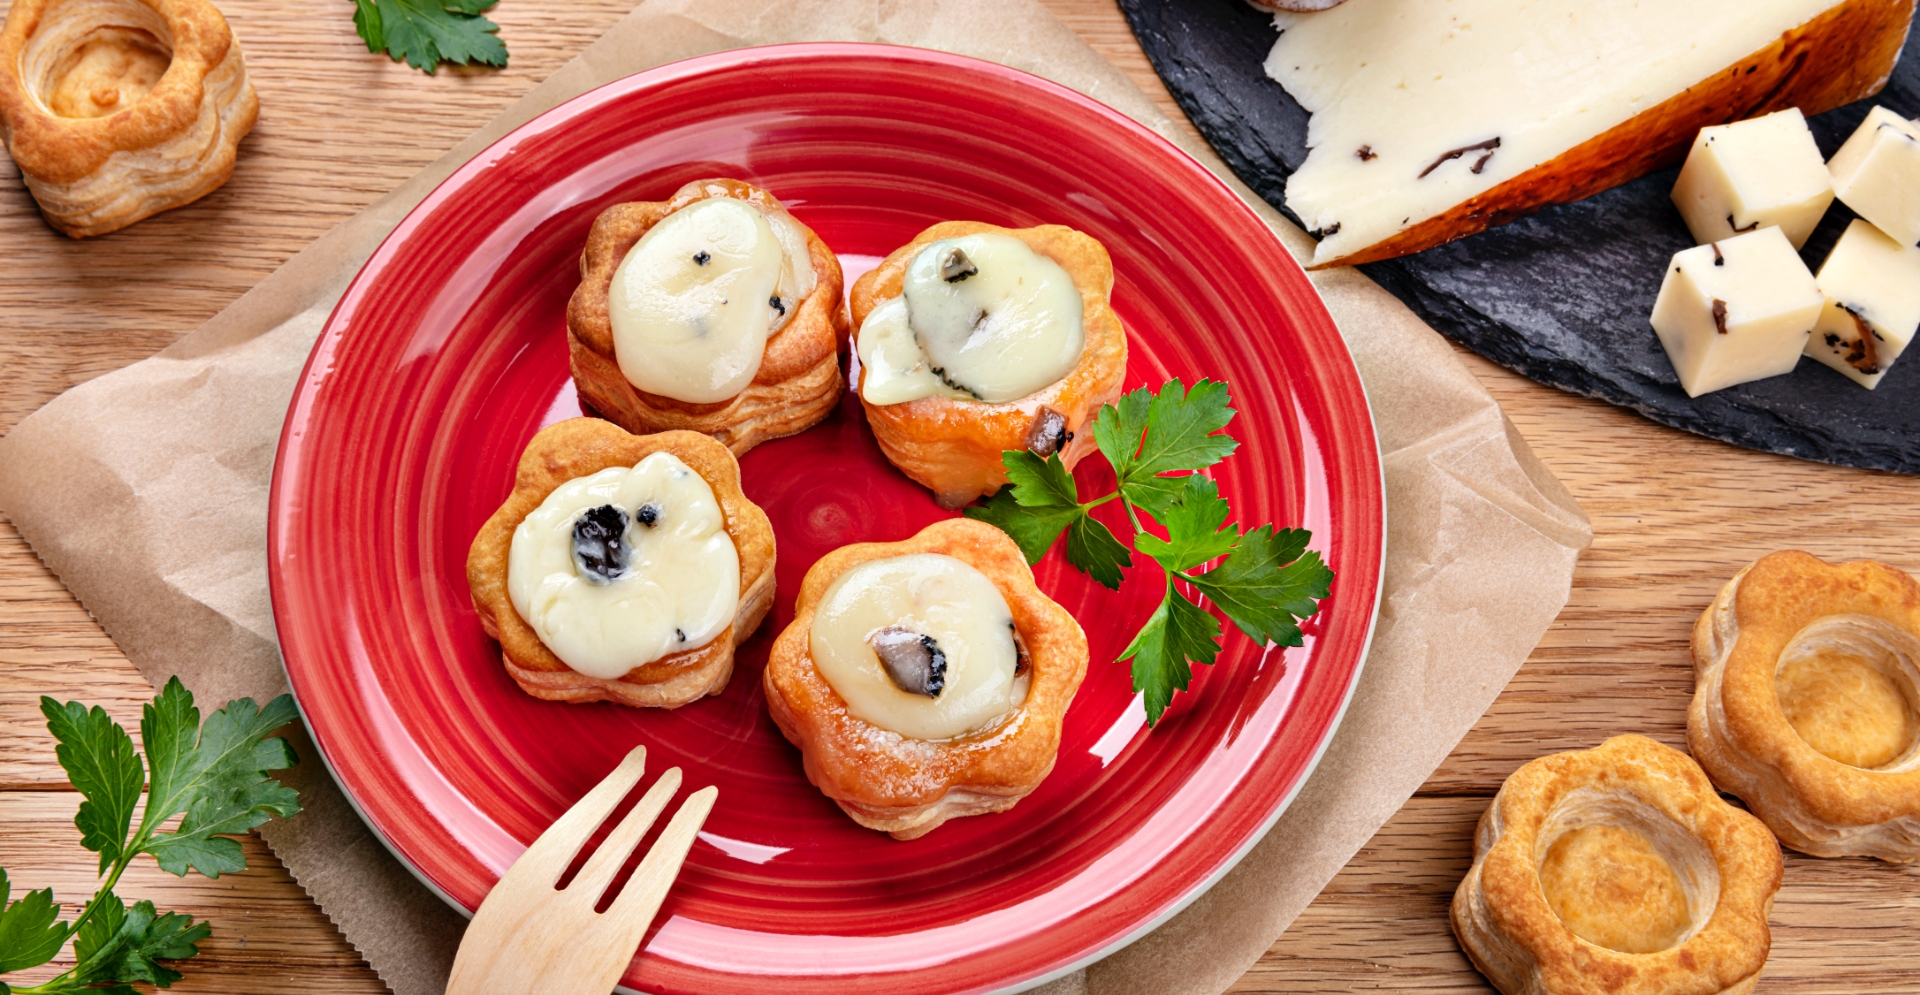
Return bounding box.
[0,0,258,237]
[763,518,1088,839]
[467,418,776,708]
[1689,550,1920,861]
[1452,735,1782,995]
[567,178,849,456]
[851,222,1127,508]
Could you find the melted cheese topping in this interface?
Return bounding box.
[507,454,739,679]
[609,197,817,404]
[857,233,1084,406]
[809,553,1028,740]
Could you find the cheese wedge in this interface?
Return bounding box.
[1266,0,1914,269]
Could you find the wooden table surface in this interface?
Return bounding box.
[3,1,1917,992]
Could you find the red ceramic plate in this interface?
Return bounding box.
[269,44,1383,995]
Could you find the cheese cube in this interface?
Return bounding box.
[1650,226,1823,397]
[1670,108,1833,249]
[1828,106,1920,247]
[1804,220,1920,389]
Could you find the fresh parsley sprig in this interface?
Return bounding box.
[352,0,508,74]
[0,679,301,995]
[966,379,1334,725]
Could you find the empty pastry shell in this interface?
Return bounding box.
[1690,550,1920,861]
[466,418,777,708]
[763,518,1089,839]
[850,221,1128,508]
[566,178,849,457]
[0,0,258,237]
[1452,735,1782,995]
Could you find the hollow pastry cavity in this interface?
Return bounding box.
[567,178,849,456]
[1689,551,1920,860]
[1452,735,1781,995]
[468,419,776,709]
[0,0,259,237]
[851,221,1127,508]
[763,518,1087,839]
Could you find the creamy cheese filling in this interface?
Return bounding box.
[809,553,1029,740]
[507,454,740,680]
[609,197,817,404]
[857,233,1085,405]
[1266,0,1846,266]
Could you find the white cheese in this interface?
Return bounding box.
[1650,226,1824,397]
[1828,106,1920,247]
[609,198,816,404]
[1267,0,1845,267]
[1805,220,1920,389]
[808,553,1028,741]
[857,234,1085,406]
[507,454,739,680]
[1671,109,1834,250]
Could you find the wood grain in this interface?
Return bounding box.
[1,1,1917,993]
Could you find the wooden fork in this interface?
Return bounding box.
[444,746,716,995]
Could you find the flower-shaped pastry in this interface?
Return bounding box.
[764,518,1088,839]
[467,419,775,708]
[1690,550,1920,861]
[0,0,258,237]
[567,178,848,456]
[1452,735,1782,995]
[851,221,1127,508]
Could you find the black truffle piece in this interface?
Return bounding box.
[868,626,948,698]
[571,504,630,583]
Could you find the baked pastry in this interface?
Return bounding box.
[1689,550,1920,861]
[0,0,258,237]
[1452,735,1782,995]
[467,418,775,708]
[566,178,848,456]
[850,222,1127,508]
[763,517,1088,839]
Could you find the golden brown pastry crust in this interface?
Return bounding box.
[566,178,849,456]
[1688,551,1920,861]
[1451,735,1782,995]
[763,518,1088,839]
[1311,0,1914,269]
[466,418,776,708]
[850,221,1127,508]
[0,0,258,237]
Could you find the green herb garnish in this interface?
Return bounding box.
[352,0,508,74]
[966,379,1333,725]
[0,678,301,994]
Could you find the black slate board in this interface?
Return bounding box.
[1120,0,1920,474]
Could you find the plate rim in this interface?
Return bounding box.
[267,40,1387,994]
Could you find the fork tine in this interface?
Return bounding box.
[565,766,683,902]
[516,745,647,889]
[603,785,718,931]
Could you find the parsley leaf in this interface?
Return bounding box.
[352,0,508,74]
[145,688,302,879]
[73,895,207,989]
[0,870,67,975]
[40,700,142,875]
[965,486,1083,565]
[1135,475,1239,574]
[1187,526,1333,647]
[1093,379,1237,514]
[1119,589,1221,724]
[1065,515,1131,590]
[966,451,1096,566]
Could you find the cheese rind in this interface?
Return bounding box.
[1670,109,1834,249]
[1264,0,1881,268]
[1828,106,1920,247]
[1649,227,1824,397]
[1805,219,1920,389]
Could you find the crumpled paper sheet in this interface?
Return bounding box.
[0,1,1592,993]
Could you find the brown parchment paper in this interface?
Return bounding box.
[0,2,1592,994]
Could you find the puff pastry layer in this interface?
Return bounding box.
[763,518,1088,839]
[467,419,776,708]
[851,222,1127,508]
[1452,735,1782,995]
[567,178,849,457]
[1689,550,1920,861]
[0,0,257,237]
